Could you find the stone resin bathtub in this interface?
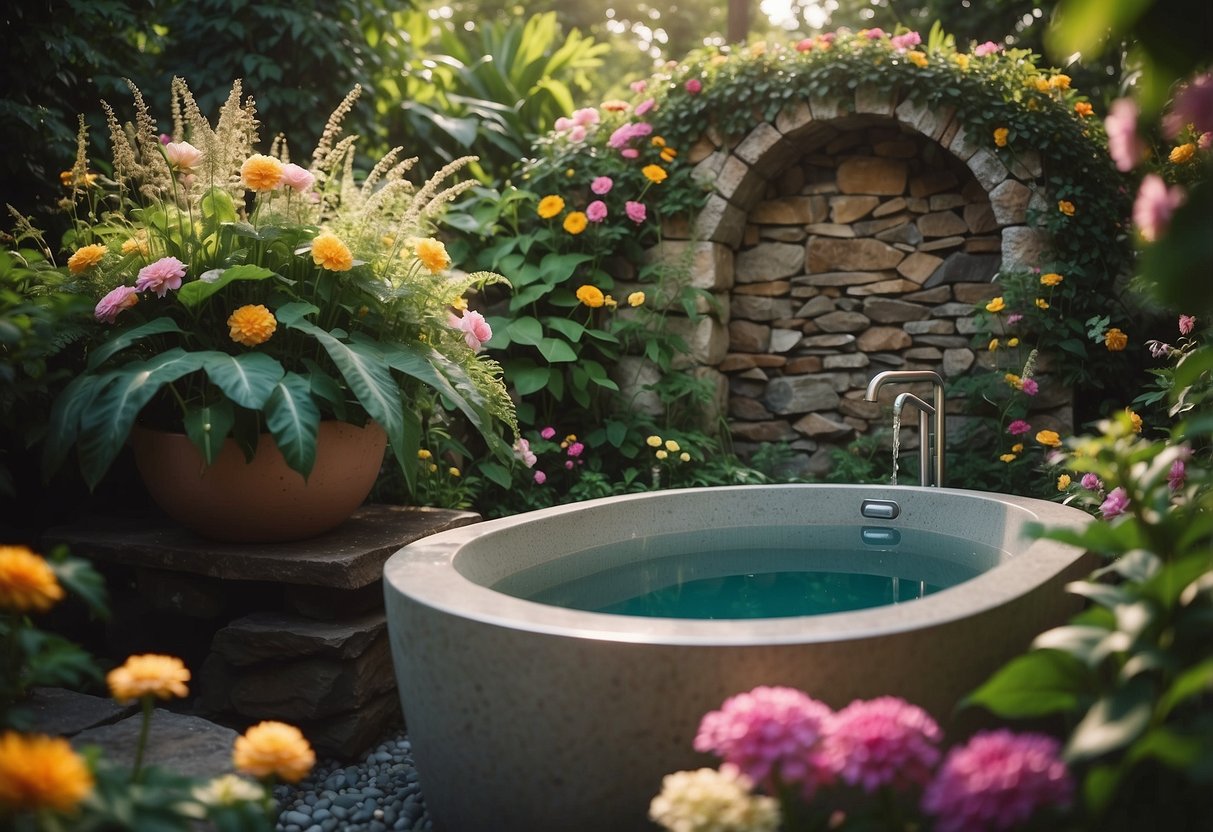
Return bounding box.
[383,484,1093,832]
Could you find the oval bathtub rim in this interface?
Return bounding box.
[383,484,1093,648]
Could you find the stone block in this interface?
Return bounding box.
[765,377,841,415]
[836,157,908,196]
[876,221,923,246]
[24,688,138,737]
[807,238,905,272]
[824,353,871,369]
[902,286,952,303]
[730,396,773,420]
[966,147,1009,191]
[944,124,981,161]
[211,610,386,667]
[1001,226,1049,272]
[815,310,871,333]
[728,320,771,352]
[952,282,1000,303]
[669,316,729,366]
[895,98,956,141]
[908,170,959,199]
[873,197,908,217]
[736,242,805,283]
[904,320,956,335]
[917,211,969,238]
[928,194,966,210]
[135,567,227,618]
[761,226,809,242]
[873,139,918,159]
[795,295,835,318]
[846,279,921,295]
[802,333,857,349]
[965,235,1002,253]
[613,356,664,417]
[904,347,944,361]
[732,295,794,322]
[897,252,944,283]
[914,334,968,348]
[750,196,828,225]
[857,327,912,351]
[919,236,966,253]
[734,122,785,167]
[797,271,893,288]
[692,150,729,186]
[809,95,849,120]
[785,356,824,373]
[989,179,1032,226]
[774,101,814,137]
[932,302,980,317]
[694,195,746,248]
[794,412,854,438]
[717,155,764,205]
[839,397,883,420]
[735,280,791,297]
[942,348,976,377]
[730,420,799,442]
[854,83,901,116]
[285,581,387,620]
[645,240,734,291]
[686,136,718,164]
[770,328,803,353]
[862,297,930,323]
[805,223,856,238]
[924,252,1000,287]
[825,130,865,154]
[830,195,881,223]
[1008,149,1043,180]
[299,688,401,760]
[73,710,239,780]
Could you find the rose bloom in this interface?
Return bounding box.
[1040,272,1063,286]
[1104,327,1128,351]
[164,140,203,170]
[576,284,606,308]
[586,200,608,223]
[628,291,645,307]
[233,721,315,783]
[228,304,277,347]
[1057,200,1076,216]
[67,242,108,274]
[107,654,191,703]
[540,426,556,440]
[1074,101,1094,117]
[1169,142,1197,164]
[0,545,64,613]
[563,211,588,235]
[280,162,315,192]
[414,238,451,274]
[590,176,613,195]
[0,732,95,813]
[451,309,492,352]
[240,154,285,191]
[135,255,187,297]
[1081,473,1103,491]
[985,297,1005,313]
[890,31,921,50]
[974,40,1001,56]
[625,201,647,223]
[993,127,1009,147]
[684,78,703,94]
[1035,430,1062,448]
[1134,174,1187,243]
[94,285,140,324]
[533,470,547,485]
[537,195,565,219]
[1179,314,1196,335]
[1105,98,1145,172]
[642,164,668,184]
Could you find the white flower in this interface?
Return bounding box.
[649,766,781,832]
[192,773,265,807]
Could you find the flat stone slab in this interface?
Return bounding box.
[72,710,239,780]
[212,610,386,666]
[45,505,480,590]
[23,687,138,737]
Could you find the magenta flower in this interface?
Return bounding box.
[1100,486,1129,519]
[621,148,639,159]
[567,441,585,458]
[630,80,647,94]
[795,38,814,52]
[1179,314,1196,335]
[625,201,647,224]
[450,309,492,352]
[974,41,1002,57]
[94,285,140,324]
[1007,420,1032,436]
[533,470,547,485]
[1080,473,1103,491]
[890,31,921,51]
[1105,99,1146,172]
[823,697,941,793]
[634,98,656,117]
[1133,174,1187,242]
[1200,131,1213,150]
[540,426,556,440]
[863,27,885,39]
[591,176,614,195]
[135,256,187,297]
[695,686,834,797]
[1163,71,1213,137]
[1169,459,1186,491]
[568,125,587,143]
[921,730,1072,832]
[564,459,574,470]
[280,163,315,192]
[607,121,653,149]
[1020,378,1038,396]
[1006,313,1024,325]
[586,200,608,223]
[684,78,703,94]
[572,107,599,127]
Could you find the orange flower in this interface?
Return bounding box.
[1000,453,1017,463]
[107,654,190,703]
[1032,77,1051,93]
[0,732,94,813]
[1058,200,1076,216]
[240,154,284,191]
[311,233,353,271]
[575,285,605,308]
[1035,430,1062,448]
[1049,74,1071,90]
[414,238,451,274]
[1125,408,1143,433]
[1040,272,1063,286]
[600,99,630,113]
[1104,327,1128,351]
[660,147,678,163]
[563,211,588,235]
[537,195,565,219]
[67,243,107,274]
[907,50,928,67]
[233,721,315,783]
[642,164,668,184]
[993,127,1009,147]
[1057,474,1072,490]
[1074,101,1094,117]
[0,546,63,613]
[985,297,1005,313]
[227,304,277,347]
[1169,143,1196,164]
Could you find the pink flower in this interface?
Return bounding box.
[823,697,941,793]
[1080,473,1103,491]
[921,730,1072,832]
[890,32,921,51]
[795,38,814,53]
[1179,314,1196,335]
[564,460,575,470]
[1147,340,1173,358]
[694,686,834,797]
[1020,378,1038,396]
[974,41,1002,57]
[1133,174,1187,242]
[1006,313,1024,325]
[590,176,613,195]
[567,441,584,458]
[280,163,315,192]
[1105,99,1146,172]
[1007,420,1032,436]
[159,133,172,144]
[1169,459,1186,491]
[540,426,556,440]
[568,125,587,143]
[554,116,573,132]
[625,201,647,223]
[586,200,608,223]
[164,141,202,170]
[634,98,656,116]
[607,121,653,149]
[1163,72,1213,137]
[684,78,703,94]
[1200,131,1213,150]
[94,285,139,323]
[533,470,547,485]
[135,256,187,297]
[621,148,639,159]
[1100,486,1129,519]
[571,107,600,127]
[630,80,647,94]
[863,27,885,39]
[513,438,537,468]
[450,309,492,352]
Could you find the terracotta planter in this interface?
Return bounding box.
[131,421,387,543]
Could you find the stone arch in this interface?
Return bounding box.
[656,87,1060,477]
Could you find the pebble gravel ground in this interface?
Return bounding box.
[273,729,432,832]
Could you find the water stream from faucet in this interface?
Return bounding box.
[890,413,901,486]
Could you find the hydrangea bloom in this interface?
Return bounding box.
[921,730,1072,832]
[694,686,834,796]
[649,766,780,832]
[1100,486,1129,519]
[822,697,941,793]
[280,163,315,192]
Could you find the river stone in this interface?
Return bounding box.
[964,202,998,234]
[736,242,806,283]
[807,238,905,272]
[902,286,952,303]
[923,252,1000,287]
[761,226,808,243]
[802,333,857,348]
[896,252,944,283]
[836,157,908,195]
[847,278,921,295]
[770,328,803,353]
[943,348,976,376]
[785,356,825,374]
[804,222,856,238]
[830,195,880,223]
[918,236,966,252]
[211,610,386,666]
[857,327,913,351]
[862,297,930,323]
[798,270,892,287]
[988,179,1032,226]
[824,353,871,369]
[728,320,771,352]
[795,295,836,318]
[765,377,841,415]
[875,222,923,246]
[793,412,854,439]
[730,396,774,420]
[732,295,794,322]
[72,711,239,779]
[815,310,871,333]
[904,320,957,335]
[873,197,908,217]
[917,211,969,238]
[904,347,944,361]
[730,420,799,442]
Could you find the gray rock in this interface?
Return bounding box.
[23,688,137,737]
[72,710,239,780]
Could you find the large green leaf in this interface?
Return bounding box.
[264,372,321,478]
[182,399,236,466]
[505,316,543,346]
[200,351,285,410]
[177,264,276,308]
[1065,677,1155,762]
[77,349,208,489]
[964,649,1094,718]
[87,317,184,370]
[42,373,106,479]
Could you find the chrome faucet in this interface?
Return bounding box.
[864,370,946,487]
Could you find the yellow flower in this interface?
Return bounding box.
[228,304,277,347]
[565,168,575,177]
[233,721,315,783]
[1035,298,1050,309]
[59,170,97,188]
[1049,74,1071,90]
[417,449,432,460]
[428,463,438,473]
[1169,143,1196,164]
[1104,327,1128,351]
[642,165,668,184]
[604,295,617,308]
[953,53,971,70]
[1008,337,1020,347]
[988,338,999,351]
[1057,473,1072,491]
[537,195,565,219]
[1035,430,1062,448]
[655,449,668,460]
[665,439,681,452]
[985,297,1005,313]
[1058,200,1076,216]
[565,434,577,443]
[1040,272,1063,286]
[993,127,1009,147]
[1005,373,1022,388]
[563,211,588,234]
[67,243,107,274]
[651,136,667,148]
[450,295,468,311]
[679,452,691,462]
[1126,408,1143,433]
[0,546,63,613]
[576,285,605,308]
[646,435,663,447]
[107,654,191,703]
[121,232,149,256]
[1074,101,1094,117]
[414,238,451,273]
[240,154,285,191]
[449,467,461,478]
[0,732,94,813]
[1032,77,1051,93]
[1011,443,1024,453]
[627,291,645,307]
[192,773,264,807]
[660,147,678,163]
[907,50,928,67]
[311,233,353,271]
[1000,453,1017,463]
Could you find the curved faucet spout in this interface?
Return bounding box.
[864,370,946,487]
